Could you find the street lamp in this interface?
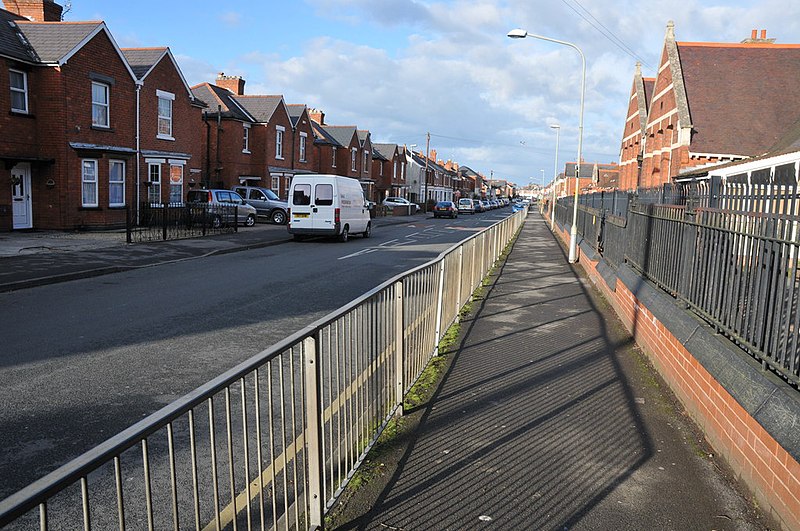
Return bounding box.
[550,124,560,231]
[508,28,585,263]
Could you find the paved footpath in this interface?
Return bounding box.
[337,214,768,530]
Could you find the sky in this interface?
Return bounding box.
[64,0,800,188]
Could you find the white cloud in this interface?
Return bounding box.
[220,11,243,27]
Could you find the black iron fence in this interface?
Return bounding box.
[555,178,800,387]
[126,203,237,243]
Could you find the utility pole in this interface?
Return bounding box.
[423,131,430,213]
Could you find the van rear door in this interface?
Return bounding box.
[290,182,313,231]
[312,182,336,232]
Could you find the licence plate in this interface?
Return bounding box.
[293,213,310,218]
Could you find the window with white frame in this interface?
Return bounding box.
[276,126,285,159]
[363,150,368,173]
[331,147,337,167]
[91,82,109,127]
[351,148,357,171]
[10,69,28,113]
[299,132,307,162]
[82,159,98,207]
[169,164,183,203]
[148,163,161,204]
[109,160,125,207]
[157,90,174,139]
[379,161,383,177]
[393,161,397,180]
[271,175,280,191]
[243,123,251,153]
[284,176,291,193]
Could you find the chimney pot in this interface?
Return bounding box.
[752,29,757,39]
[761,29,767,39]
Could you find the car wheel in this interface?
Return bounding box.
[272,209,287,225]
[339,226,349,242]
[363,222,372,238]
[211,215,222,229]
[245,214,256,227]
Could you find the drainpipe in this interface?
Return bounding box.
[216,105,222,187]
[203,111,210,188]
[135,79,143,224]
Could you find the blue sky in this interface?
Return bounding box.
[66,0,800,187]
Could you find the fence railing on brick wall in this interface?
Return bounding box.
[126,203,237,243]
[554,179,800,387]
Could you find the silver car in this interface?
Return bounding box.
[232,185,289,224]
[186,189,257,228]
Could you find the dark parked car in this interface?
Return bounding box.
[433,201,458,219]
[186,189,257,227]
[232,185,288,224]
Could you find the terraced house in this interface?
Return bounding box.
[0,0,203,230]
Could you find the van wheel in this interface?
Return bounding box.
[272,209,287,225]
[245,214,256,227]
[211,215,222,229]
[339,226,349,242]
[363,222,371,238]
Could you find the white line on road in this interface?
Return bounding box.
[338,248,379,260]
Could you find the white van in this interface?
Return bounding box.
[288,174,371,241]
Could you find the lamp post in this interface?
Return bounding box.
[550,124,560,231]
[508,28,585,263]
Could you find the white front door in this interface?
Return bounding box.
[11,163,32,229]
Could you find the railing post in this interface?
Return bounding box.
[302,335,324,529]
[394,281,404,416]
[162,202,168,241]
[456,246,463,308]
[433,259,446,356]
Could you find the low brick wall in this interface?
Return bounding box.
[549,218,800,530]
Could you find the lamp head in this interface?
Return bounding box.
[550,124,560,130]
[507,28,528,39]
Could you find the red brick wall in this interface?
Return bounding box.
[292,109,318,175]
[206,119,264,190]
[546,214,800,530]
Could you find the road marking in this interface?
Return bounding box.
[338,248,379,260]
[379,239,399,247]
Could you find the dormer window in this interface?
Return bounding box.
[10,69,28,113]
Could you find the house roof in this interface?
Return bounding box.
[0,8,35,62]
[357,130,370,147]
[191,83,254,122]
[122,47,167,78]
[677,41,800,157]
[286,104,306,127]
[373,143,397,160]
[233,95,284,123]
[321,125,358,148]
[16,20,103,63]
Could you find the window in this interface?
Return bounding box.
[271,175,280,190]
[82,160,98,207]
[363,150,368,173]
[91,82,109,127]
[276,126,285,159]
[157,90,174,139]
[331,147,337,167]
[109,160,125,206]
[293,183,311,205]
[315,184,333,206]
[299,132,307,162]
[169,164,183,203]
[148,163,161,204]
[392,161,397,180]
[10,69,28,113]
[351,148,357,171]
[243,123,251,153]
[284,176,291,193]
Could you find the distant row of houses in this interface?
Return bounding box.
[0,0,513,231]
[551,22,800,199]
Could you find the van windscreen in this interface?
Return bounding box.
[315,184,334,206]
[293,184,311,205]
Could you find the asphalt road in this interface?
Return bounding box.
[0,209,512,500]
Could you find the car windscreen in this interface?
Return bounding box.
[293,184,311,206]
[265,189,280,200]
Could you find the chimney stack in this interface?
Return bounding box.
[741,29,775,44]
[430,149,437,162]
[215,73,246,95]
[308,108,325,125]
[3,0,63,21]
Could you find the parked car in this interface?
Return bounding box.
[433,201,458,218]
[232,185,288,224]
[480,200,491,212]
[457,198,476,214]
[382,197,419,213]
[288,174,371,242]
[186,189,257,227]
[489,200,500,209]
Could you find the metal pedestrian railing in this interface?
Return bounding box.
[126,203,238,243]
[0,210,526,530]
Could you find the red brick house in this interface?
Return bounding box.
[122,47,205,210]
[639,22,800,187]
[287,104,318,182]
[618,62,654,191]
[372,143,407,200]
[1,1,139,230]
